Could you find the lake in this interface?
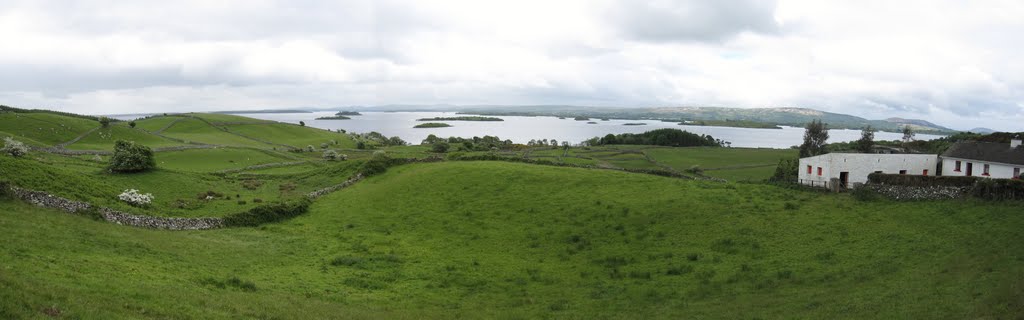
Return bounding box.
[227,111,942,149]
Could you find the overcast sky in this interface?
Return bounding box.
[1,0,1022,130]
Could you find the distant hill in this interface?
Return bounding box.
[883,118,955,132]
[968,127,996,134]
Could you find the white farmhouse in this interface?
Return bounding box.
[940,138,1024,179]
[798,153,939,189]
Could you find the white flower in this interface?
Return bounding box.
[118,189,154,206]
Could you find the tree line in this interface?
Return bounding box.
[582,128,725,147]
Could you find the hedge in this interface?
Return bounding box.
[972,178,1024,200]
[222,198,312,227]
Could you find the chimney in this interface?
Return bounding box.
[1012,135,1022,149]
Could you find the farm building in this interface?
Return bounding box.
[798,137,1024,189]
[940,138,1024,179]
[798,153,939,189]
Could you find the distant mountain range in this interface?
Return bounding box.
[968,127,996,134]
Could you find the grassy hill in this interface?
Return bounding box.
[1,161,1021,318]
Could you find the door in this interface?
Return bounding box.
[839,172,849,189]
[966,163,973,176]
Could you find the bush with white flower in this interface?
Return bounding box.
[1,137,29,157]
[118,189,154,207]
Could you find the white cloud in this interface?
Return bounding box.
[0,0,1022,130]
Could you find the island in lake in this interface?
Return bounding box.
[316,115,351,120]
[416,116,503,121]
[414,122,452,128]
[335,111,362,116]
[623,123,647,126]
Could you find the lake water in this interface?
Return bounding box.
[228,111,941,149]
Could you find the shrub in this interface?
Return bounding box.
[91,155,102,162]
[867,173,977,187]
[0,180,11,199]
[118,189,154,207]
[253,198,263,203]
[972,178,1024,200]
[237,200,247,205]
[323,149,342,161]
[1,137,29,157]
[98,116,111,127]
[320,143,328,149]
[108,140,155,173]
[686,165,703,175]
[197,190,223,200]
[222,198,312,227]
[129,121,136,128]
[851,187,880,201]
[241,179,264,190]
[305,145,315,152]
[431,141,450,153]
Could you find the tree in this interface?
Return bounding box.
[856,126,875,153]
[902,126,915,144]
[431,141,450,153]
[769,158,800,183]
[1,137,29,157]
[129,121,136,128]
[108,140,155,173]
[299,121,306,127]
[799,119,829,157]
[99,116,111,128]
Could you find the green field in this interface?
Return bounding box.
[154,148,296,172]
[227,123,355,149]
[66,124,186,150]
[0,113,99,146]
[1,161,1022,318]
[132,116,184,132]
[161,118,276,148]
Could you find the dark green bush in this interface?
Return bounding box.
[972,178,1024,200]
[222,198,312,227]
[0,180,10,200]
[108,140,156,173]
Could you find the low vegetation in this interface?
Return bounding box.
[314,115,351,120]
[416,116,503,121]
[414,122,453,128]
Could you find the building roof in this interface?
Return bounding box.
[942,141,1024,166]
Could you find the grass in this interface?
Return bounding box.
[132,115,184,132]
[645,147,797,181]
[226,123,355,149]
[154,148,295,172]
[414,122,452,128]
[161,118,275,148]
[0,161,1022,318]
[0,112,99,146]
[65,124,186,150]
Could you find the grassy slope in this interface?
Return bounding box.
[227,123,355,149]
[645,147,797,180]
[161,118,275,148]
[154,148,296,172]
[0,153,359,218]
[1,161,1021,318]
[66,124,186,150]
[0,113,98,146]
[133,116,183,132]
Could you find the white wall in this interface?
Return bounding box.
[798,153,939,188]
[940,157,1021,179]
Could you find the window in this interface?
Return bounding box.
[983,164,990,176]
[817,167,822,176]
[807,165,812,174]
[954,161,961,172]
[899,170,907,175]
[1014,168,1020,179]
[923,169,929,176]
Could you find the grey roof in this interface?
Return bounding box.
[942,141,1024,165]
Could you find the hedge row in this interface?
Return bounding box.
[450,154,693,179]
[972,178,1024,200]
[222,198,312,227]
[867,173,979,187]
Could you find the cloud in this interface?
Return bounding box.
[607,0,781,43]
[0,0,1022,131]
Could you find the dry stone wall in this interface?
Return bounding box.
[9,186,224,230]
[862,184,969,200]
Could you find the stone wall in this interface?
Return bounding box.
[9,186,224,230]
[861,184,969,200]
[306,173,364,199]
